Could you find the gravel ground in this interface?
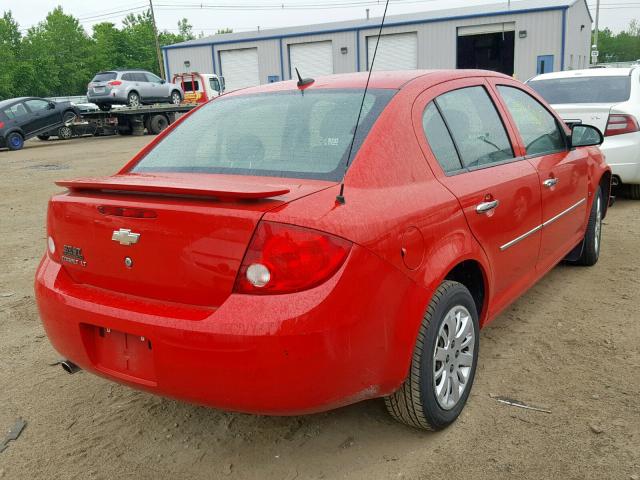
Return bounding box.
[0,135,638,480]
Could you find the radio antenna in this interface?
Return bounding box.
[336,0,390,205]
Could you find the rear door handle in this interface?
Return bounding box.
[543,178,558,188]
[476,199,500,214]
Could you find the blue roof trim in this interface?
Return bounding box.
[560,8,566,70]
[161,5,568,51]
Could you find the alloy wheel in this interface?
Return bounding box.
[433,305,475,410]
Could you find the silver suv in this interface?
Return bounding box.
[87,70,184,111]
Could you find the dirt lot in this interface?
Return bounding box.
[0,136,638,480]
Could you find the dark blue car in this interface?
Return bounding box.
[0,97,79,151]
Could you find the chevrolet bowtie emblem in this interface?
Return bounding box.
[111,228,140,246]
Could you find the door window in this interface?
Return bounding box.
[134,73,149,82]
[3,103,28,120]
[25,99,50,112]
[497,86,566,156]
[145,73,163,83]
[435,86,514,168]
[422,102,463,173]
[122,73,134,81]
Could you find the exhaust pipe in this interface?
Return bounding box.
[60,360,81,374]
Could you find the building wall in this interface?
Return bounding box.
[356,9,563,80]
[564,0,592,70]
[166,45,213,80]
[163,4,590,84]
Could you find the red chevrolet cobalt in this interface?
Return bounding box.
[36,70,610,430]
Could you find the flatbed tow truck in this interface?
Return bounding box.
[42,103,198,140]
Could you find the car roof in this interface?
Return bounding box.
[530,67,636,81]
[229,69,512,95]
[0,97,45,108]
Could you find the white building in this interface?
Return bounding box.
[163,0,592,91]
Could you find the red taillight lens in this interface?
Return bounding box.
[0,121,4,129]
[97,205,157,218]
[234,221,352,295]
[108,80,122,86]
[604,114,639,136]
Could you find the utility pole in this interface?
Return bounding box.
[149,0,165,79]
[593,0,600,64]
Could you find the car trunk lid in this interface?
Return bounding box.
[49,173,334,307]
[550,103,613,133]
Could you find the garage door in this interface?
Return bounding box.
[367,32,417,71]
[289,41,334,79]
[220,48,260,91]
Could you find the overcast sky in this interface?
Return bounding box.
[4,0,638,37]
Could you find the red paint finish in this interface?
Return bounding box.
[36,70,610,414]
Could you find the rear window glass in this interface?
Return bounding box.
[182,80,200,91]
[528,76,631,104]
[92,72,117,82]
[132,89,395,181]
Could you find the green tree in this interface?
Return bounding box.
[0,11,22,99]
[21,7,94,96]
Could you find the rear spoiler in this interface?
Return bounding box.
[56,174,291,200]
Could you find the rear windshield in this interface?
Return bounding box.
[132,89,395,181]
[528,76,631,104]
[92,72,117,82]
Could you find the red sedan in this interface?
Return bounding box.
[35,70,610,430]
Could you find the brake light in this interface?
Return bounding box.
[108,80,122,86]
[605,114,639,136]
[97,205,157,218]
[0,121,4,129]
[234,221,352,295]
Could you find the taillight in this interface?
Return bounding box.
[0,121,4,129]
[108,80,122,86]
[604,114,639,136]
[234,221,352,295]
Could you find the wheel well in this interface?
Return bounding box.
[600,171,612,218]
[445,260,486,321]
[128,90,139,97]
[171,89,181,97]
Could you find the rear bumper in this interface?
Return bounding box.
[601,132,640,184]
[87,90,128,104]
[35,245,424,415]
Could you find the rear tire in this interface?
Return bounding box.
[148,114,169,135]
[97,103,111,112]
[627,184,640,200]
[575,187,603,266]
[7,132,24,151]
[37,135,50,141]
[127,91,140,108]
[58,125,73,140]
[385,280,479,430]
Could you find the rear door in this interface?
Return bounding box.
[491,81,588,271]
[414,78,543,316]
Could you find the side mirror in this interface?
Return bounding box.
[48,102,56,110]
[160,79,166,84]
[570,124,604,148]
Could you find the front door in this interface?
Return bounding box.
[24,99,60,132]
[415,79,543,316]
[491,82,588,272]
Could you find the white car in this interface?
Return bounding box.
[528,67,640,199]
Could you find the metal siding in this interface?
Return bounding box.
[283,32,356,79]
[564,0,592,69]
[166,46,214,78]
[165,7,568,85]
